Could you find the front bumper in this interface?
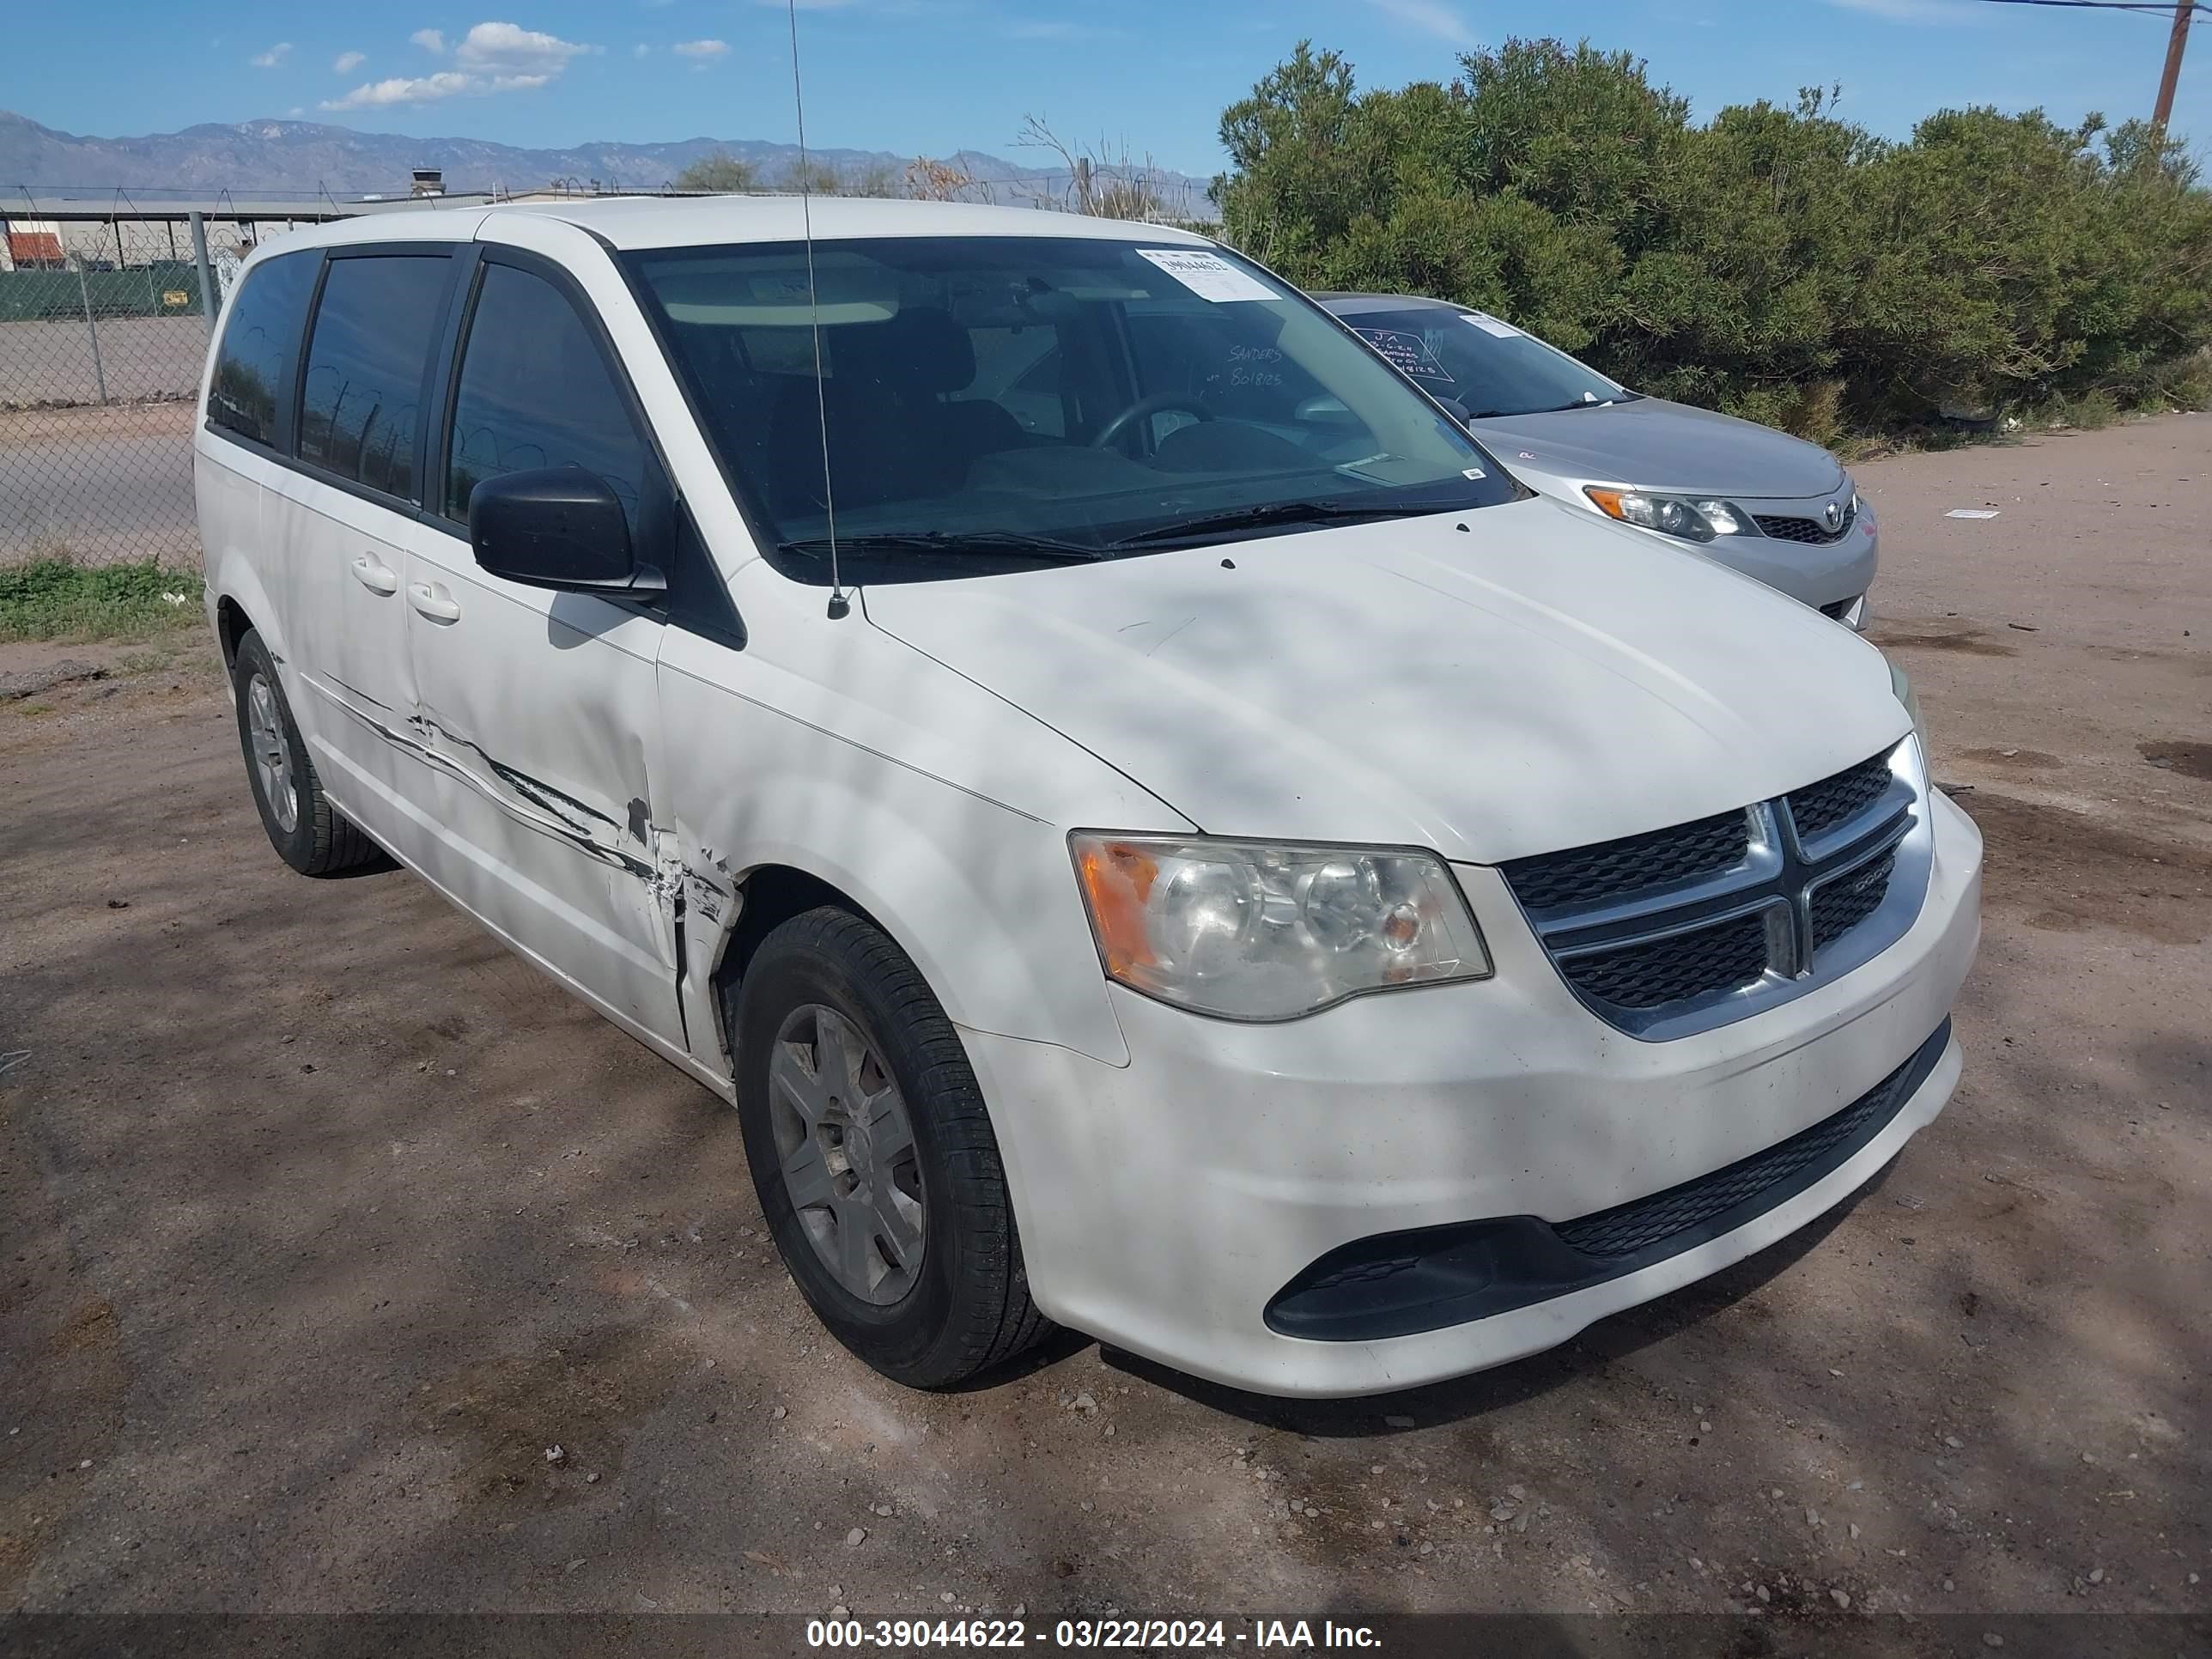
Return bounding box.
[963,793,1981,1398]
[1700,491,1879,617]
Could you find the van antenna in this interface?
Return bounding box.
[787,0,848,619]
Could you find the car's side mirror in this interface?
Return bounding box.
[1433,395,1474,425]
[468,465,666,597]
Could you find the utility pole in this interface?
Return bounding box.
[2154,0,2196,135]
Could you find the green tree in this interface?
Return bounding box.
[673,151,759,192]
[780,158,845,196]
[1213,35,2212,438]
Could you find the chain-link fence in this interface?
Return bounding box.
[1,211,247,570]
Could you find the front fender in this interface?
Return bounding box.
[657,615,1183,1072]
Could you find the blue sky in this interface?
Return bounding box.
[7,1,2204,173]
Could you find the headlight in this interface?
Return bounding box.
[1889,659,1930,753]
[1069,835,1491,1020]
[1584,487,1747,544]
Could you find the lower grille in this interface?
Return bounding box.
[1265,1019,1954,1340]
[1820,597,1857,622]
[1556,1033,1930,1258]
[1757,504,1855,544]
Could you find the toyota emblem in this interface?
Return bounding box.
[1823,501,1844,532]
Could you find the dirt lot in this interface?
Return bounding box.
[2,417,2207,1642]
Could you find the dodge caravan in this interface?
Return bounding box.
[195,198,1981,1398]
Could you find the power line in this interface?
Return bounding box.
[1976,0,2198,135]
[1979,0,2185,14]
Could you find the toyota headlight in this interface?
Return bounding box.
[1070,835,1491,1020]
[1584,487,1747,544]
[1889,659,1930,754]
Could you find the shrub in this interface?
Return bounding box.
[1213,38,2212,441]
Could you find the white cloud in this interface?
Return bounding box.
[250,41,293,69]
[453,21,596,76]
[324,70,476,109]
[324,22,596,110]
[1821,0,1982,20]
[1363,0,1474,46]
[333,50,366,74]
[672,39,729,59]
[633,42,651,58]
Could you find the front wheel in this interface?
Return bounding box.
[728,907,1050,1388]
[231,629,380,876]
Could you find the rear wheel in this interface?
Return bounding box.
[231,629,380,876]
[729,906,1051,1388]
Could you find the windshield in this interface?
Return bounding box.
[625,237,1516,578]
[1340,307,1633,419]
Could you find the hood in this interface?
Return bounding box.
[860,498,1907,865]
[1471,398,1844,500]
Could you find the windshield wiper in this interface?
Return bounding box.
[1111,498,1449,549]
[777,531,1110,563]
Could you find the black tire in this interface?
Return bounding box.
[729,906,1052,1388]
[231,629,380,877]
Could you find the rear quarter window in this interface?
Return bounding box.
[206,251,319,448]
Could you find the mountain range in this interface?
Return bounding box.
[0,110,1215,217]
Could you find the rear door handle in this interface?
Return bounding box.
[351,555,400,595]
[407,581,463,623]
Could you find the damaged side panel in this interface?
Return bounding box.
[398,532,690,1052]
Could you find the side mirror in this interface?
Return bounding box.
[468,466,666,597]
[1433,395,1474,425]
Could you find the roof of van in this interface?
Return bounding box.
[268,195,1219,254]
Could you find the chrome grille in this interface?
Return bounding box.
[1756,503,1856,544]
[1789,751,1894,842]
[1559,913,1773,1012]
[1503,810,1749,913]
[1500,742,1929,1040]
[1810,848,1897,953]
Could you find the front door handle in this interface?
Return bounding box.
[407,581,463,623]
[351,555,400,595]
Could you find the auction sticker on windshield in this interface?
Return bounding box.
[1134,248,1277,303]
[1464,312,1522,338]
[1352,327,1453,383]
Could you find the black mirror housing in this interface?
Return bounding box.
[469,466,665,596]
[1434,395,1474,425]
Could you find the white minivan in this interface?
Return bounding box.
[195,198,1981,1399]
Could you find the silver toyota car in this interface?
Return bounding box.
[1320,293,1876,628]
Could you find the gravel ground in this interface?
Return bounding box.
[1,416,2206,1640]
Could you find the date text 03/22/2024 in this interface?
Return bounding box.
[805,1618,1382,1650]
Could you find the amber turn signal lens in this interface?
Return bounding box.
[1075,841,1159,975]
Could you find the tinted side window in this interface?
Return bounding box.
[298,254,452,501]
[207,251,319,447]
[446,263,648,533]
